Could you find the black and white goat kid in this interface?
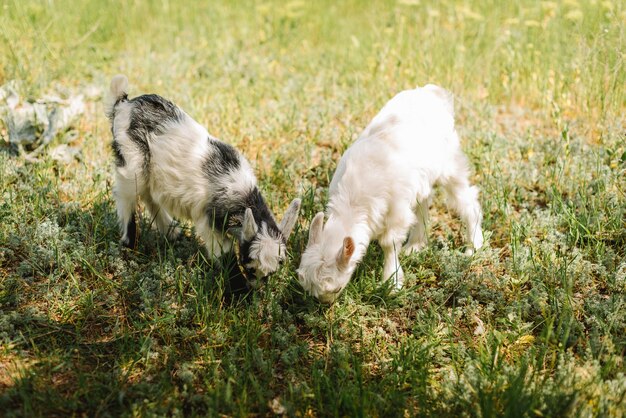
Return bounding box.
[104,75,300,281]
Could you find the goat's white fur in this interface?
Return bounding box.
[298,84,484,303]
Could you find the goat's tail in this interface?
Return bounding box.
[104,74,129,121]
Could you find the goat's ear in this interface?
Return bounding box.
[279,198,301,240]
[242,208,258,241]
[307,212,324,246]
[336,237,355,270]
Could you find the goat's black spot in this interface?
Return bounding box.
[213,140,240,171]
[129,94,183,128]
[124,94,185,175]
[124,213,137,249]
[243,188,283,241]
[203,138,241,178]
[114,94,128,107]
[111,140,125,167]
[206,197,232,234]
[239,239,253,265]
[205,186,282,241]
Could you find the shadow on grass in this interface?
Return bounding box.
[0,197,262,416]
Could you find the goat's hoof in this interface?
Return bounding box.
[120,239,137,250]
[386,272,404,290]
[166,226,182,241]
[403,242,426,255]
[120,232,138,249]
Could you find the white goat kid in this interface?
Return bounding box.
[298,84,483,303]
[104,75,300,280]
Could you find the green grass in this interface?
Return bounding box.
[1,0,625,416]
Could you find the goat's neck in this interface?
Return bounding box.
[325,200,372,263]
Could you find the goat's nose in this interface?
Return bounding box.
[318,295,336,304]
[318,290,341,304]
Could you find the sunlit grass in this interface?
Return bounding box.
[1,0,625,416]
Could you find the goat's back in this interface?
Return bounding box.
[330,85,461,198]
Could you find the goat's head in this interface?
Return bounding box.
[236,198,301,284]
[297,212,356,304]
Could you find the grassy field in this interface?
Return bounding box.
[1,0,625,416]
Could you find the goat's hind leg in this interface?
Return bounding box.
[114,173,140,248]
[141,192,181,241]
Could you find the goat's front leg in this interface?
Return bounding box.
[403,200,429,254]
[381,204,415,288]
[442,153,484,255]
[195,218,232,260]
[381,241,404,289]
[443,184,483,255]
